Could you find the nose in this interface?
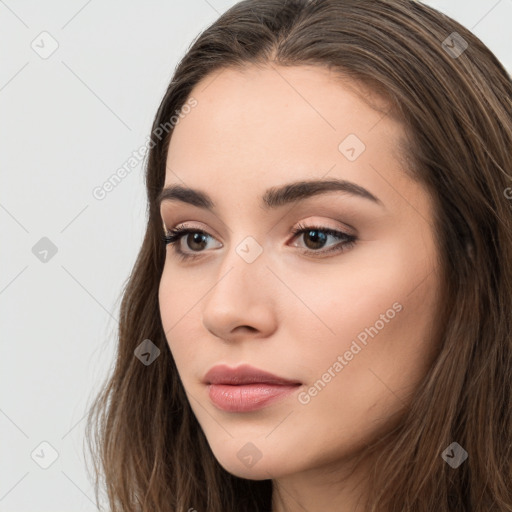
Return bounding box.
[201,244,278,342]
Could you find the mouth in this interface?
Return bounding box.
[203,364,302,412]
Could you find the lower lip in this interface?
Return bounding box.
[207,383,300,412]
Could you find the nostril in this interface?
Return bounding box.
[239,325,257,333]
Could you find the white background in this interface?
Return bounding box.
[1,1,511,510]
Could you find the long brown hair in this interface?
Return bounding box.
[85,0,512,510]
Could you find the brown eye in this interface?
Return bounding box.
[163,226,221,261]
[183,232,209,252]
[301,229,329,250]
[290,223,357,257]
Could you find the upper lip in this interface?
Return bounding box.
[203,364,301,386]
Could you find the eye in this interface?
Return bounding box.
[162,222,357,261]
[162,225,221,261]
[289,222,357,257]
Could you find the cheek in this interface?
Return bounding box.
[289,237,440,398]
[280,273,439,466]
[303,231,437,336]
[158,268,199,363]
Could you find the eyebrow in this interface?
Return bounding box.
[157,178,383,211]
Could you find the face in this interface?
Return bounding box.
[158,64,442,480]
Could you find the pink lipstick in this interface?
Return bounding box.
[203,364,301,412]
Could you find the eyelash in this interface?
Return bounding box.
[161,222,357,262]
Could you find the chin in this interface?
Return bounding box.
[208,440,291,480]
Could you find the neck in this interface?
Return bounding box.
[271,450,377,512]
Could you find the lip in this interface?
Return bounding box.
[203,364,302,412]
[203,363,301,386]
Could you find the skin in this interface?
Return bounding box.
[158,64,442,512]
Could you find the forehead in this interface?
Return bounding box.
[164,64,406,201]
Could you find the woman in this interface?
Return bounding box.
[85,0,512,510]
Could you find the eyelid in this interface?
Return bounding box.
[164,221,221,240]
[289,217,355,236]
[163,217,354,239]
